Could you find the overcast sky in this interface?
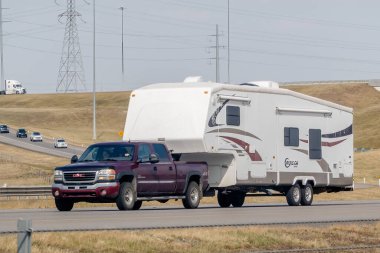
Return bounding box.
[3,0,380,93]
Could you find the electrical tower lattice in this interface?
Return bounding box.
[57,0,86,92]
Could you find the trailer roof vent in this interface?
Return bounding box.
[183,76,203,83]
[241,81,279,88]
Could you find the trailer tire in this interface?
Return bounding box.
[286,184,301,206]
[116,182,137,211]
[217,191,231,208]
[55,198,74,211]
[182,181,200,209]
[301,183,313,206]
[231,191,246,207]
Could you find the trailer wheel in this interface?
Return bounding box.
[286,184,301,206]
[231,191,246,207]
[217,191,231,208]
[301,183,313,206]
[55,198,74,211]
[182,181,200,209]
[116,182,137,210]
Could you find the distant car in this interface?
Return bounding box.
[30,132,43,142]
[54,139,68,148]
[0,124,9,133]
[16,128,27,138]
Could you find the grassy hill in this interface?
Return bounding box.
[0,92,130,145]
[0,84,379,147]
[286,84,380,148]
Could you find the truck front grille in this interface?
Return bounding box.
[64,171,96,182]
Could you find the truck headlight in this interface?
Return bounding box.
[98,169,116,181]
[54,170,63,181]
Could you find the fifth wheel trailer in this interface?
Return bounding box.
[123,81,353,207]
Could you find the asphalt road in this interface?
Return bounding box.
[0,200,379,232]
[0,129,85,158]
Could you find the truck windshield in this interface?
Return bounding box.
[78,144,134,162]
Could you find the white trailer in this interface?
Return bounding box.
[123,81,354,207]
[0,80,26,95]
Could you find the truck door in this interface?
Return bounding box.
[135,144,158,193]
[153,143,176,193]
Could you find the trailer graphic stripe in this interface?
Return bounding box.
[207,128,262,141]
[208,99,229,127]
[220,136,263,161]
[300,139,347,147]
[322,125,352,138]
[292,149,331,172]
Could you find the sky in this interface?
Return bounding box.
[3,0,380,93]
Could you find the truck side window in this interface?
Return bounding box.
[138,144,151,162]
[153,144,170,162]
[284,127,299,147]
[226,106,240,126]
[309,129,322,159]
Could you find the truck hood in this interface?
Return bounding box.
[55,161,134,172]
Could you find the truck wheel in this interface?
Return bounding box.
[231,191,246,207]
[301,183,314,206]
[217,191,231,208]
[116,182,137,211]
[182,181,200,209]
[55,198,74,211]
[286,184,301,206]
[133,200,143,210]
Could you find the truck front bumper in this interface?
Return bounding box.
[52,182,120,199]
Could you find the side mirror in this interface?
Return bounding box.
[71,155,78,164]
[149,153,159,164]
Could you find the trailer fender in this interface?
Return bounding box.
[292,176,316,187]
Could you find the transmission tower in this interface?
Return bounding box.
[57,0,86,92]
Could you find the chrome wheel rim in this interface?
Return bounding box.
[124,188,133,205]
[293,187,300,202]
[190,188,199,203]
[305,187,312,202]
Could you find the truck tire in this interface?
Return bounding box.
[182,181,200,209]
[301,183,313,206]
[286,184,301,206]
[231,191,246,207]
[217,191,231,208]
[55,198,74,211]
[116,182,137,211]
[133,200,143,210]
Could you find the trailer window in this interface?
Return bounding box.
[284,127,299,146]
[309,129,322,159]
[153,144,170,162]
[226,106,240,126]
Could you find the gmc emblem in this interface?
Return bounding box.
[73,173,84,178]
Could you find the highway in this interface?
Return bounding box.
[0,129,85,158]
[0,200,379,232]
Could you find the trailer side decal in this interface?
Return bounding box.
[322,124,352,138]
[206,128,262,141]
[220,136,263,161]
[300,138,347,147]
[208,100,229,127]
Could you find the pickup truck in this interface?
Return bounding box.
[52,142,208,211]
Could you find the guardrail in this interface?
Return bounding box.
[0,186,51,199]
[1,219,380,253]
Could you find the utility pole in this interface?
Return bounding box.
[119,7,125,84]
[209,25,222,83]
[92,0,96,140]
[0,0,4,89]
[227,0,230,83]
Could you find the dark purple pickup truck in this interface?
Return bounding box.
[52,142,208,211]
